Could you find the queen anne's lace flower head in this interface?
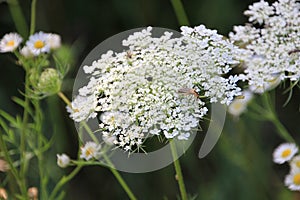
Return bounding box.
[230,0,300,91]
[69,26,245,152]
[0,33,23,53]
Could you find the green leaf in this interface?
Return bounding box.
[53,45,73,77]
[12,96,34,117]
[0,110,17,126]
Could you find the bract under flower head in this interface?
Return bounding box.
[70,26,245,152]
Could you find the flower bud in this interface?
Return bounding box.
[57,154,70,168]
[28,187,38,200]
[0,159,9,172]
[0,188,8,200]
[37,68,61,95]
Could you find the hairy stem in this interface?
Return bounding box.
[170,140,188,200]
[49,165,83,200]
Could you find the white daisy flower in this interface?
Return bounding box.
[47,33,61,50]
[285,170,300,191]
[26,31,50,55]
[273,143,298,164]
[56,154,70,168]
[228,90,253,117]
[20,46,34,58]
[0,32,23,53]
[290,155,300,171]
[80,141,101,160]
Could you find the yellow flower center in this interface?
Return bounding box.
[281,149,291,158]
[296,161,300,168]
[85,148,93,157]
[293,173,300,185]
[34,40,45,49]
[233,102,243,110]
[6,40,15,47]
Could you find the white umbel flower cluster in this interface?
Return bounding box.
[69,26,244,151]
[230,0,300,91]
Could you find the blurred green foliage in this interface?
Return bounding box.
[0,0,299,199]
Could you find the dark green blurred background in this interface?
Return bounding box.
[0,0,300,199]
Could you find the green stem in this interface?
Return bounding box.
[19,71,30,197]
[103,154,138,200]
[33,100,48,199]
[170,140,188,200]
[82,122,137,200]
[49,165,83,200]
[170,0,190,26]
[57,92,138,200]
[268,113,295,143]
[30,0,37,35]
[0,131,25,196]
[7,0,28,38]
[262,93,294,143]
[57,92,71,108]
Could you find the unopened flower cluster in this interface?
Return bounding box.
[230,0,300,93]
[69,26,244,151]
[273,143,300,191]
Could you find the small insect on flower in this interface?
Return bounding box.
[177,88,199,98]
[288,49,300,55]
[126,50,134,59]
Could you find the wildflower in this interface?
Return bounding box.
[70,26,245,151]
[273,143,298,164]
[0,159,9,172]
[26,31,50,55]
[56,154,70,168]
[228,90,253,117]
[285,170,300,191]
[80,142,101,160]
[290,155,300,171]
[0,188,7,200]
[27,187,38,200]
[47,33,61,50]
[37,68,61,95]
[230,0,300,91]
[0,32,22,53]
[20,46,34,58]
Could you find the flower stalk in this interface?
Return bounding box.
[170,140,188,200]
